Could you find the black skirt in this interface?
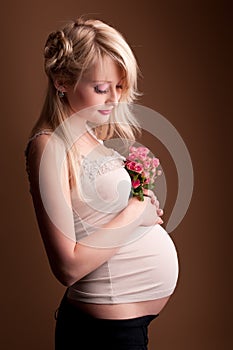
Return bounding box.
[54,290,159,350]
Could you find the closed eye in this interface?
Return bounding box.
[94,84,110,94]
[94,83,123,95]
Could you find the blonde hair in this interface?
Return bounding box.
[29,17,142,195]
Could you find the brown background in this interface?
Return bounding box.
[0,0,232,349]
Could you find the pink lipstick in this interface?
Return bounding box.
[98,110,112,115]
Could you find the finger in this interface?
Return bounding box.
[151,196,157,205]
[143,189,156,198]
[156,217,164,224]
[143,189,150,197]
[144,193,155,205]
[157,208,164,216]
[150,197,156,206]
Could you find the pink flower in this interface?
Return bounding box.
[143,178,150,184]
[126,161,144,173]
[129,146,138,153]
[132,179,141,188]
[129,147,150,162]
[128,153,137,161]
[134,163,144,173]
[125,161,136,170]
[152,157,160,167]
[137,147,150,155]
[124,146,162,201]
[142,171,150,178]
[143,160,151,169]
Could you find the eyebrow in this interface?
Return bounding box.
[91,80,112,83]
[91,76,126,84]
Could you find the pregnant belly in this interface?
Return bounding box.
[109,224,179,301]
[68,225,179,311]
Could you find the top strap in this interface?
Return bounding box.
[24,129,54,190]
[26,129,53,144]
[24,129,53,157]
[24,129,55,195]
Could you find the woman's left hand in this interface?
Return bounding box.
[143,189,164,224]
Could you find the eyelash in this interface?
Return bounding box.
[94,85,123,94]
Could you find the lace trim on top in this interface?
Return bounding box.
[80,150,126,182]
[24,129,126,190]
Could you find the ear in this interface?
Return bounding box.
[53,78,68,93]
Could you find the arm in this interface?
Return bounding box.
[26,134,161,287]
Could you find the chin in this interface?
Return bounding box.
[89,112,111,125]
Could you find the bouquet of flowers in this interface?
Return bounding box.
[124,146,162,201]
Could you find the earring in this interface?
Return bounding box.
[58,90,65,98]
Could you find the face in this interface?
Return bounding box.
[61,56,125,125]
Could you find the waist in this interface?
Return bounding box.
[66,295,169,320]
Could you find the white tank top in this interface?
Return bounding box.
[25,126,179,304]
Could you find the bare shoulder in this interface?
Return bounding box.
[25,130,70,198]
[26,131,53,161]
[25,131,59,194]
[25,130,64,172]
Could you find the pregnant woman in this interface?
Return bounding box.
[24,17,179,350]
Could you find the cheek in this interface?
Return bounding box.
[74,90,89,107]
[71,90,103,111]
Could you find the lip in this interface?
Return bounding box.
[98,109,113,116]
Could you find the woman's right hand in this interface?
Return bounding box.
[127,194,164,226]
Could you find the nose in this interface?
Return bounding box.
[106,87,120,105]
